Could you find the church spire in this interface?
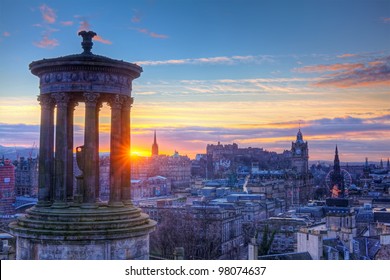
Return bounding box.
[151,130,159,156]
[333,145,341,174]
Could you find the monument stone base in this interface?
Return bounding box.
[9,204,156,260]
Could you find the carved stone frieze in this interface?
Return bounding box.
[39,71,132,95]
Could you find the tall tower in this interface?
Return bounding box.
[363,157,370,178]
[151,130,159,156]
[291,129,309,174]
[330,146,344,194]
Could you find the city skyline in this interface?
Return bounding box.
[0,0,389,161]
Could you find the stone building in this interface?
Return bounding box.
[9,31,155,260]
[0,159,15,216]
[13,157,38,197]
[131,176,171,201]
[297,198,357,259]
[258,215,312,254]
[132,152,192,191]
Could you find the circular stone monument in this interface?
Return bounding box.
[9,31,156,260]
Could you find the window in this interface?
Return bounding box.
[4,178,10,183]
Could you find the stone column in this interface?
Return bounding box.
[121,97,133,205]
[109,95,124,207]
[67,101,78,201]
[37,94,55,207]
[52,92,70,208]
[82,92,100,208]
[95,102,102,202]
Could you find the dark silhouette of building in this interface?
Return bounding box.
[151,130,159,156]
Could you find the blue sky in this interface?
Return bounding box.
[0,0,389,162]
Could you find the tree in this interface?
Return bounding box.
[257,224,276,256]
[150,207,222,259]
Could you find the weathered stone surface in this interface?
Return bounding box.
[10,31,155,259]
[10,205,156,259]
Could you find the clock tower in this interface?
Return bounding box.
[291,129,309,174]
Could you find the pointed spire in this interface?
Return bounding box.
[151,130,159,156]
[296,128,303,143]
[333,145,340,173]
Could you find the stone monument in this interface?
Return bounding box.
[9,31,156,259]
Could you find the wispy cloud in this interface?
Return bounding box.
[94,35,112,45]
[382,17,390,23]
[60,21,74,26]
[0,123,40,146]
[293,55,390,88]
[33,4,59,48]
[337,53,358,58]
[3,31,10,37]
[294,63,364,73]
[33,27,60,49]
[312,56,390,88]
[135,55,274,66]
[39,4,56,24]
[131,27,168,39]
[33,35,59,48]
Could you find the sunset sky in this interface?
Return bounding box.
[0,0,389,162]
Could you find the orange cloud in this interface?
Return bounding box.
[3,31,10,37]
[295,63,364,73]
[382,17,390,23]
[39,4,56,24]
[94,35,112,45]
[33,36,59,48]
[132,27,168,39]
[312,57,390,88]
[337,53,357,58]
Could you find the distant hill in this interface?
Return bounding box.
[0,145,38,160]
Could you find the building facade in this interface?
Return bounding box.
[14,157,38,197]
[0,159,15,216]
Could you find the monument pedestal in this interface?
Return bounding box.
[10,204,156,260]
